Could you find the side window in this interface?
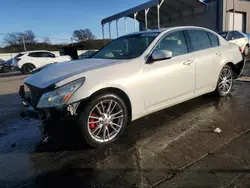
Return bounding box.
[207,32,219,47]
[228,32,234,40]
[187,29,211,51]
[48,53,56,58]
[28,52,39,57]
[156,31,188,57]
[41,52,55,58]
[232,31,244,39]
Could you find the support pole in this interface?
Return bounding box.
[124,17,128,34]
[157,0,164,29]
[233,0,235,30]
[22,36,26,51]
[134,12,138,31]
[145,8,150,30]
[102,24,105,40]
[109,22,111,39]
[116,20,119,38]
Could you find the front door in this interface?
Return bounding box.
[142,30,195,110]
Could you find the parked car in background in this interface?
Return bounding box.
[16,50,71,74]
[218,30,249,56]
[0,58,17,73]
[246,33,250,44]
[0,60,7,73]
[20,26,244,147]
[78,50,98,59]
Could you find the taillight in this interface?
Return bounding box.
[15,57,21,62]
[239,47,242,53]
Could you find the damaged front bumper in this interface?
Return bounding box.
[19,85,80,122]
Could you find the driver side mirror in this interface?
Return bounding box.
[151,49,172,62]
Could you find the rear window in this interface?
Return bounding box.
[232,31,245,39]
[207,32,219,47]
[14,53,24,58]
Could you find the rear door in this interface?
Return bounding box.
[186,29,221,95]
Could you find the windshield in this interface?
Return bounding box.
[92,33,159,59]
[218,32,228,39]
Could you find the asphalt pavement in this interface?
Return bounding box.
[0,58,250,188]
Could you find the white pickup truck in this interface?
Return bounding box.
[15,50,71,74]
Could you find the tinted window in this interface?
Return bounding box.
[232,31,245,39]
[228,32,234,40]
[187,30,211,51]
[92,33,159,59]
[14,53,24,58]
[43,52,55,58]
[156,31,188,57]
[28,52,55,58]
[28,52,40,57]
[207,32,219,47]
[218,32,228,39]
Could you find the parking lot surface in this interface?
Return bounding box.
[1,59,250,188]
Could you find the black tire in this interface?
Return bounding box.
[215,65,233,97]
[21,63,35,74]
[243,45,249,56]
[78,93,128,147]
[2,66,10,73]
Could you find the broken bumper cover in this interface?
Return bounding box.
[19,85,39,119]
[19,85,80,121]
[20,99,39,119]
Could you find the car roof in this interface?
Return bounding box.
[124,26,217,37]
[19,50,51,54]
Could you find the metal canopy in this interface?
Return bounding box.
[101,0,207,39]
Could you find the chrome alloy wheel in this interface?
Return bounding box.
[87,100,124,143]
[218,67,233,95]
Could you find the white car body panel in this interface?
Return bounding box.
[24,26,243,121]
[230,37,249,50]
[17,50,71,70]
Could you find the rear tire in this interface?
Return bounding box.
[215,65,233,97]
[2,66,10,73]
[243,45,249,56]
[21,63,35,74]
[78,93,128,147]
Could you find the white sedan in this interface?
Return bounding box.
[218,30,249,56]
[21,26,244,147]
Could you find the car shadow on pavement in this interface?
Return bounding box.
[0,90,227,156]
[33,93,223,154]
[0,71,23,78]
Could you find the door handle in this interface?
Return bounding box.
[216,51,222,56]
[183,60,193,66]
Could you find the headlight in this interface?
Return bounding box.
[37,78,85,108]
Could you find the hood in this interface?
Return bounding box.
[24,58,127,89]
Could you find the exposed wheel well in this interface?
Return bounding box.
[21,63,36,69]
[225,62,243,79]
[79,87,132,122]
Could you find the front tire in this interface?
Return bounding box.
[78,93,128,147]
[215,65,233,97]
